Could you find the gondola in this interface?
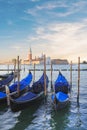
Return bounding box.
[0,71,32,104]
[10,73,49,112]
[0,72,17,91]
[51,71,70,110]
[0,72,14,79]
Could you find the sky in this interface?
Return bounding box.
[0,0,87,63]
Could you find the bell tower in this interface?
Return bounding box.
[28,47,32,63]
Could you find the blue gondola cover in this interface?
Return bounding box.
[0,92,6,99]
[9,72,32,92]
[56,92,69,102]
[0,72,14,87]
[55,72,69,93]
[15,92,37,102]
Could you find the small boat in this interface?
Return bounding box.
[55,71,70,94]
[0,71,32,104]
[10,73,49,112]
[51,71,70,110]
[51,92,69,110]
[0,72,14,79]
[0,72,17,91]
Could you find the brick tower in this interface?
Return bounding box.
[28,47,32,64]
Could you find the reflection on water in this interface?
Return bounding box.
[24,97,52,130]
[11,106,39,130]
[0,107,20,130]
[0,64,87,130]
[51,105,70,130]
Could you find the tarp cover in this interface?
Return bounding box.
[9,72,32,92]
[0,72,14,87]
[33,73,49,90]
[15,92,37,102]
[35,73,48,84]
[55,72,69,88]
[0,92,6,99]
[56,92,69,102]
[51,92,69,102]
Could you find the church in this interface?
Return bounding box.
[23,48,68,65]
[23,48,44,65]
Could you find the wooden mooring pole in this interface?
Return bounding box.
[77,57,80,105]
[7,64,9,74]
[51,61,53,89]
[33,63,35,83]
[17,56,20,95]
[70,61,72,93]
[5,85,10,106]
[44,55,46,96]
[24,62,25,71]
[19,59,21,71]
[13,59,16,83]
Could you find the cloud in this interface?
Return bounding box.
[1,0,87,63]
[25,1,68,16]
[25,0,87,18]
[30,0,40,2]
[10,45,21,50]
[27,19,87,62]
[36,3,59,10]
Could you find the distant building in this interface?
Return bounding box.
[23,48,32,64]
[82,61,87,64]
[24,48,43,65]
[51,59,69,65]
[23,48,68,65]
[40,57,51,65]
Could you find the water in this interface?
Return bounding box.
[0,64,87,130]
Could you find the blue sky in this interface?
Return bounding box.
[0,0,87,63]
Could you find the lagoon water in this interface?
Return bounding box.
[0,64,87,130]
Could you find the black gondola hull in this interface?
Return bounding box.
[52,99,70,110]
[10,92,44,112]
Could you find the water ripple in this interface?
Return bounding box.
[0,108,21,130]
